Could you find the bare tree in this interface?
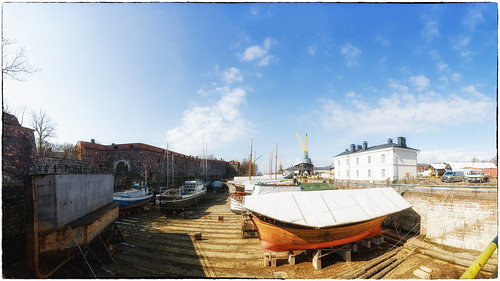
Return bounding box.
[30,109,56,152]
[2,38,39,81]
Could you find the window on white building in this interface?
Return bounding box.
[356,157,359,165]
[356,170,359,177]
[381,154,385,163]
[382,169,385,177]
[368,170,371,177]
[338,160,340,166]
[347,170,350,177]
[346,159,349,165]
[368,156,371,164]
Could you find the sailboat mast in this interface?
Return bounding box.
[275,143,278,180]
[249,139,253,180]
[166,143,169,189]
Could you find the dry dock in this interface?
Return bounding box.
[5,191,496,279]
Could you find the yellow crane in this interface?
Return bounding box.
[295,132,312,164]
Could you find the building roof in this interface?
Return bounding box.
[446,162,497,170]
[333,140,419,158]
[426,163,447,170]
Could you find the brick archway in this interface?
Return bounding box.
[114,160,131,175]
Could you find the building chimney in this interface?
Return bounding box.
[388,138,393,144]
[398,137,407,148]
[350,144,355,153]
[91,138,95,143]
[363,141,368,150]
[357,145,362,151]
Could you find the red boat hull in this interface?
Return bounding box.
[250,214,386,252]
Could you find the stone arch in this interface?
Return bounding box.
[114,160,131,175]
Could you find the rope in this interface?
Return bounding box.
[68,226,96,278]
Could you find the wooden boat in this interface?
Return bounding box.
[113,183,153,212]
[157,180,206,214]
[250,214,386,252]
[243,188,411,252]
[25,174,121,278]
[230,191,248,214]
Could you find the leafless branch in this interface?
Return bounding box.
[2,38,40,81]
[30,109,56,151]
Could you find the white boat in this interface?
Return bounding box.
[157,180,206,214]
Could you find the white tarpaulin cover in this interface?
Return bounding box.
[253,185,302,195]
[242,188,411,228]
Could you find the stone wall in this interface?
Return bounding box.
[2,112,36,266]
[77,141,229,188]
[2,112,36,182]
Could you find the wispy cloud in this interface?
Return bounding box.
[462,6,484,31]
[166,71,251,155]
[421,21,439,42]
[239,37,277,66]
[340,43,361,67]
[222,67,243,84]
[318,82,495,137]
[375,35,390,47]
[409,74,430,92]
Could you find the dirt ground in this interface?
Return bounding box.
[4,191,497,279]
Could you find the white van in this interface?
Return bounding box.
[441,171,465,182]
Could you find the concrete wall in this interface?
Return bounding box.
[401,187,497,251]
[34,174,114,231]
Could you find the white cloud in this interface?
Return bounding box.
[308,45,317,56]
[409,75,430,92]
[166,86,250,155]
[422,21,439,42]
[438,63,449,72]
[340,43,361,67]
[240,37,277,66]
[250,6,259,16]
[318,83,495,137]
[389,78,409,93]
[451,73,462,82]
[463,7,484,31]
[222,67,243,84]
[345,91,356,98]
[375,35,390,47]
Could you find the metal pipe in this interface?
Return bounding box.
[460,236,498,279]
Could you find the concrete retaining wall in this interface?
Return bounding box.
[34,174,114,231]
[402,187,497,251]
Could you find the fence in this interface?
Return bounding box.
[427,209,498,239]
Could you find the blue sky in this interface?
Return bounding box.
[3,3,497,172]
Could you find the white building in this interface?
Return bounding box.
[333,137,420,182]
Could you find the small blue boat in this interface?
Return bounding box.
[113,183,153,213]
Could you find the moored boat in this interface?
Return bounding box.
[157,180,206,214]
[229,180,301,214]
[113,183,153,213]
[243,188,411,252]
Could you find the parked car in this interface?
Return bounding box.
[441,171,465,182]
[464,169,489,183]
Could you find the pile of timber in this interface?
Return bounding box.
[332,246,404,279]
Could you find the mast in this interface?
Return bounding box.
[166,143,169,189]
[275,143,278,180]
[249,139,253,180]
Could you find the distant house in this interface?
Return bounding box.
[424,163,446,177]
[445,162,497,178]
[333,137,419,183]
